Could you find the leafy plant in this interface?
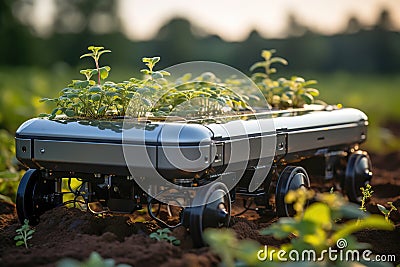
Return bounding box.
[14,219,35,249]
[251,49,322,109]
[57,251,131,267]
[377,202,397,222]
[40,46,114,119]
[39,46,329,121]
[39,46,257,120]
[149,228,180,246]
[262,190,392,252]
[205,189,394,267]
[360,184,373,212]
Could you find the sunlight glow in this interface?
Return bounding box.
[118,0,400,41]
[31,0,400,41]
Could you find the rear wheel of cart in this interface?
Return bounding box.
[345,151,372,203]
[16,169,59,225]
[187,181,231,247]
[275,166,310,217]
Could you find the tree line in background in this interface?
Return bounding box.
[0,0,399,74]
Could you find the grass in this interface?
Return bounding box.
[307,71,400,153]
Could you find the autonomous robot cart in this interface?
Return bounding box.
[15,105,372,247]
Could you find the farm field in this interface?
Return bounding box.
[0,68,400,266]
[0,150,399,266]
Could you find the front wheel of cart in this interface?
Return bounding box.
[16,169,60,225]
[345,151,373,203]
[275,166,310,217]
[187,182,231,248]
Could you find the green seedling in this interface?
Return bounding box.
[149,228,180,246]
[377,202,398,222]
[250,49,288,80]
[140,56,170,80]
[14,219,35,249]
[39,47,326,121]
[57,251,131,267]
[250,49,322,109]
[80,46,111,85]
[360,184,373,212]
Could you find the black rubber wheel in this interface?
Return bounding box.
[188,182,231,248]
[275,166,310,217]
[345,151,372,203]
[16,169,57,225]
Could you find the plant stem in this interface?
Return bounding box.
[95,59,101,85]
[23,231,28,249]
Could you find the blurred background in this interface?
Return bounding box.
[1,0,400,199]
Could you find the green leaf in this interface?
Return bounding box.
[140,69,150,75]
[91,94,101,101]
[172,239,181,246]
[99,66,111,80]
[98,49,111,57]
[67,94,79,99]
[142,57,152,63]
[306,88,319,97]
[303,202,331,228]
[27,229,35,236]
[74,80,89,89]
[98,106,107,114]
[105,92,117,97]
[261,50,273,60]
[16,241,24,246]
[151,71,163,79]
[51,108,59,115]
[80,53,93,59]
[249,62,266,72]
[142,98,151,106]
[270,57,288,65]
[301,93,314,104]
[337,204,367,219]
[159,70,170,76]
[377,204,389,214]
[151,57,160,64]
[65,109,75,117]
[304,80,318,86]
[89,86,102,93]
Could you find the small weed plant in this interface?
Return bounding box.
[377,202,398,222]
[14,219,35,249]
[360,184,373,212]
[149,228,180,246]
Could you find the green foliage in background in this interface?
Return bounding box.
[0,129,20,201]
[204,190,394,267]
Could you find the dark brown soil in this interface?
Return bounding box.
[0,151,399,267]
